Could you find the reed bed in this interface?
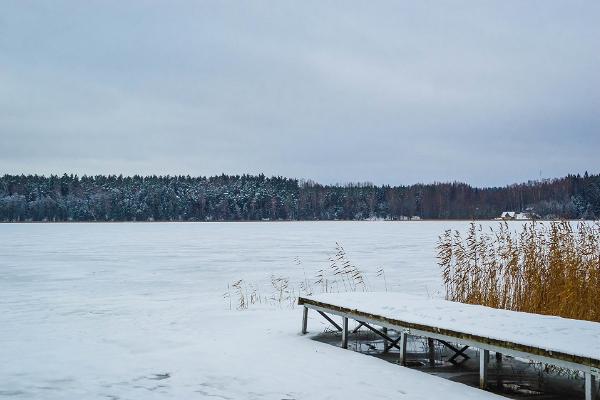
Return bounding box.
[225,242,377,310]
[437,221,600,322]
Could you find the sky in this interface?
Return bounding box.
[1,1,599,187]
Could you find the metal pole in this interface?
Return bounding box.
[382,327,389,353]
[495,352,503,389]
[428,338,435,367]
[398,331,408,366]
[480,349,489,389]
[316,310,343,331]
[341,317,349,349]
[585,372,597,400]
[301,306,308,334]
[495,352,502,362]
[351,322,364,333]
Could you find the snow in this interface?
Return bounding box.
[305,292,600,361]
[0,221,530,399]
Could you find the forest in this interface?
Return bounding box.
[0,172,599,222]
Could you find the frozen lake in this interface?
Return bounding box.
[1,221,494,300]
[0,221,513,399]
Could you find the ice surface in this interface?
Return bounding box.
[0,221,523,399]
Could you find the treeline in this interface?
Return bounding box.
[0,172,599,222]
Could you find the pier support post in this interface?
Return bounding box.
[585,372,597,400]
[495,352,503,389]
[382,327,389,352]
[301,306,308,334]
[341,317,349,349]
[398,331,408,366]
[479,349,489,389]
[428,338,435,367]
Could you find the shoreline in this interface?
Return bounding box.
[0,219,588,224]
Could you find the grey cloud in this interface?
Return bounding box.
[1,1,599,185]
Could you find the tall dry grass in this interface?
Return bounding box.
[437,221,600,322]
[316,242,367,293]
[225,242,375,310]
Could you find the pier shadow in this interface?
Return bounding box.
[311,328,586,399]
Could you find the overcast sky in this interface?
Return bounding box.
[1,1,599,186]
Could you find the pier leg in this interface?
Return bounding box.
[495,352,503,389]
[301,306,308,334]
[428,338,435,367]
[585,372,597,400]
[398,331,408,366]
[479,349,489,389]
[382,327,389,353]
[341,317,348,349]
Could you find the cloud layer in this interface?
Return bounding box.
[2,1,599,186]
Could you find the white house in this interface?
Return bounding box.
[499,211,516,220]
[496,211,536,220]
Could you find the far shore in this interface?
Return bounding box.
[0,219,587,224]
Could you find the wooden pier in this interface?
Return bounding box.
[299,293,600,400]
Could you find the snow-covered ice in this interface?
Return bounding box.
[304,292,600,361]
[0,221,525,399]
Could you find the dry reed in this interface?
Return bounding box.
[315,242,367,293]
[437,221,600,322]
[226,242,376,310]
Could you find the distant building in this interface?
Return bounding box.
[495,211,538,220]
[497,211,516,220]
